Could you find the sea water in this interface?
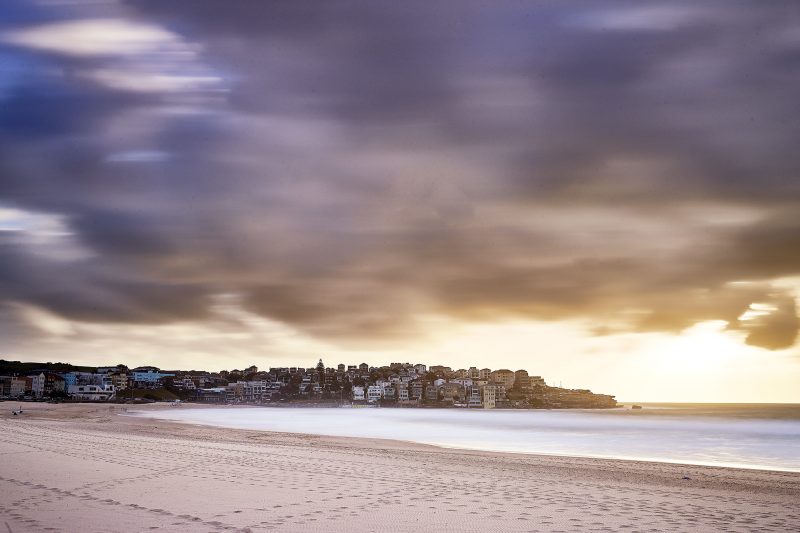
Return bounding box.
[136,404,800,472]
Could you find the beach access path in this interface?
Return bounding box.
[0,403,798,532]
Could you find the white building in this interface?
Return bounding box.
[367,385,383,403]
[352,386,365,401]
[173,378,196,390]
[68,384,116,401]
[242,381,267,402]
[30,373,45,398]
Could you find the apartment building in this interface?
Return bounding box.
[490,369,515,389]
[482,384,497,409]
[397,386,410,401]
[352,386,365,401]
[467,386,482,407]
[367,385,383,403]
[441,383,465,403]
[410,381,424,400]
[423,384,438,402]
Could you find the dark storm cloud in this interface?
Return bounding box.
[0,232,209,325]
[1,0,799,350]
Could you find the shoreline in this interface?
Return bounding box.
[7,402,799,473]
[1,403,799,531]
[14,402,800,485]
[127,403,800,474]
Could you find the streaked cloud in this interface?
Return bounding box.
[105,150,169,163]
[567,6,700,32]
[0,0,798,383]
[0,18,187,57]
[82,69,221,93]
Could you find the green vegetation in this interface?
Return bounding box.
[116,389,178,401]
[0,359,95,374]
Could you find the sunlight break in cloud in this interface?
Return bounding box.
[0,18,188,57]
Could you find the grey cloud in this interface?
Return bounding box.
[0,235,210,325]
[0,1,799,351]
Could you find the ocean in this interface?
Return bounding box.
[136,403,800,472]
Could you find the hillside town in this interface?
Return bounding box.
[0,359,618,409]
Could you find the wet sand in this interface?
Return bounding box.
[1,403,798,532]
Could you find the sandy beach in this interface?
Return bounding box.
[1,404,798,532]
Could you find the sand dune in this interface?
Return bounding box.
[1,403,798,532]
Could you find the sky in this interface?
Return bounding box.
[1,0,799,402]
